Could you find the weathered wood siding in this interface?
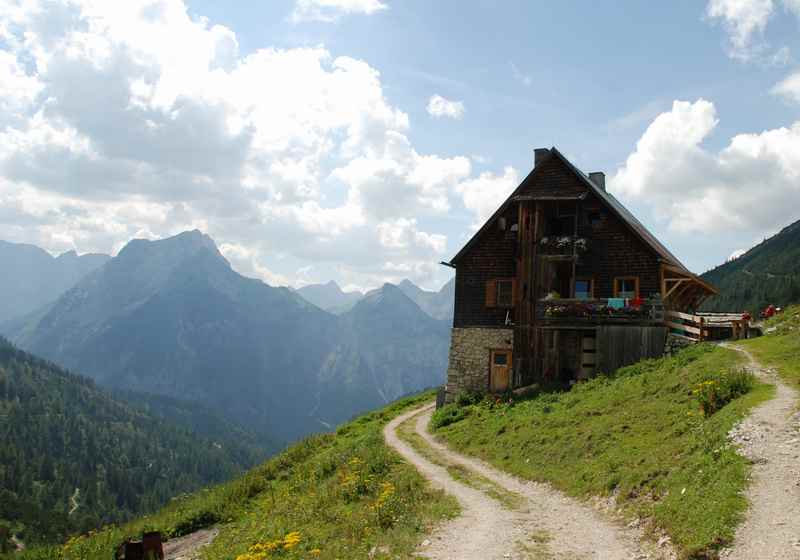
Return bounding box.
[453,203,518,328]
[595,325,667,374]
[454,154,663,329]
[575,191,661,299]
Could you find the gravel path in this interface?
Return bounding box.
[163,527,219,560]
[721,344,800,559]
[384,405,668,560]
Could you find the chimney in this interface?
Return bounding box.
[534,148,550,167]
[588,171,606,191]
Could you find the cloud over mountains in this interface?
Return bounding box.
[0,0,486,290]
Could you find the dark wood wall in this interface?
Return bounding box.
[595,325,667,374]
[453,203,518,328]
[453,154,664,329]
[575,192,661,299]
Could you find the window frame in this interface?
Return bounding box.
[486,278,517,309]
[496,279,514,308]
[573,276,595,300]
[613,276,640,299]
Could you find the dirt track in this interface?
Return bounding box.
[721,344,800,559]
[384,405,668,559]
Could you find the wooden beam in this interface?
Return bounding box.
[669,281,695,310]
[665,310,700,322]
[513,193,588,202]
[665,321,703,336]
[664,278,689,299]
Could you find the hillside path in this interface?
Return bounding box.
[164,528,219,560]
[384,404,667,560]
[721,344,800,559]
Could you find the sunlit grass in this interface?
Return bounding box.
[12,392,459,560]
[431,344,773,558]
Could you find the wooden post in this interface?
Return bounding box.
[570,200,578,298]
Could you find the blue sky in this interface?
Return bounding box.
[1,0,799,292]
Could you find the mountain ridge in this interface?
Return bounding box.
[7,231,449,447]
[0,240,110,323]
[701,217,800,313]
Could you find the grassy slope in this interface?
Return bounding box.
[432,345,773,558]
[700,218,800,314]
[12,392,458,560]
[740,306,800,387]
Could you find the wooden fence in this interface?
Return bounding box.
[664,310,749,342]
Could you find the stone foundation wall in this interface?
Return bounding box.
[664,333,694,356]
[445,327,513,402]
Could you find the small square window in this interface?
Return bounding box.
[615,277,639,299]
[574,278,593,300]
[497,280,514,307]
[493,352,508,365]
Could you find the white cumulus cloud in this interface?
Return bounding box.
[456,166,519,228]
[610,98,800,237]
[706,0,775,61]
[291,0,388,23]
[772,70,800,103]
[426,94,465,120]
[0,0,496,290]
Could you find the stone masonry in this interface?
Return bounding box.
[445,327,514,402]
[664,333,693,356]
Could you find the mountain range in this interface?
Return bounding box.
[294,281,363,314]
[701,218,800,314]
[0,241,109,323]
[294,277,455,320]
[2,231,451,446]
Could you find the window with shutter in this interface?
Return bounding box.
[496,279,514,307]
[485,280,497,307]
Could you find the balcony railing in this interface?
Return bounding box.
[535,298,664,323]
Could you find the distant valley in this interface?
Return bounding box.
[0,336,263,546]
[0,232,453,448]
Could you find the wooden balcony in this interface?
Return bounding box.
[534,298,665,326]
[537,236,589,257]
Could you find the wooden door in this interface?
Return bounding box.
[489,350,512,393]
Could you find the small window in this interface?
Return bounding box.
[497,280,514,307]
[574,278,593,300]
[493,352,508,365]
[614,277,639,299]
[486,279,516,308]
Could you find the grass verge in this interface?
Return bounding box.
[431,344,773,559]
[10,392,459,560]
[740,305,800,387]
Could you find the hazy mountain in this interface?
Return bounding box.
[395,277,455,321]
[0,240,109,322]
[332,284,449,406]
[0,336,263,546]
[701,218,800,314]
[295,278,455,321]
[9,231,448,445]
[295,280,363,313]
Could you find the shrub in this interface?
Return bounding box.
[693,367,755,416]
[455,390,483,407]
[431,404,469,429]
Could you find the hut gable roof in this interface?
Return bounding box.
[449,147,689,273]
